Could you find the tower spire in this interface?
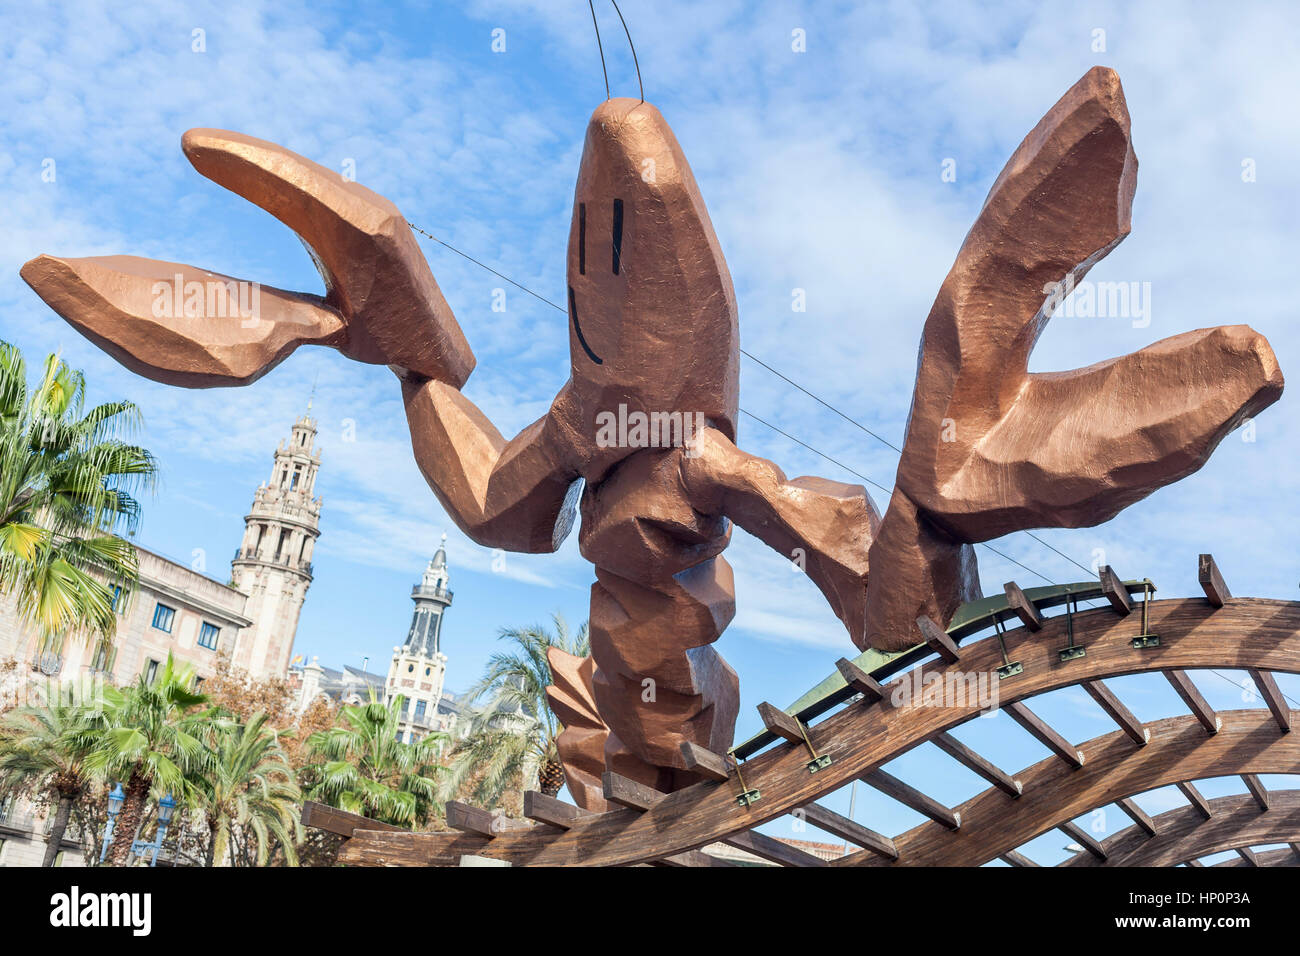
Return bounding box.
[228,412,323,679]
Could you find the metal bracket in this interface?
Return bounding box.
[729,751,761,808]
[1132,579,1160,649]
[994,618,1022,679]
[807,753,833,774]
[796,721,833,774]
[1058,594,1086,662]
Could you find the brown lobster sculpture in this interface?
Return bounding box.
[21,67,1282,806]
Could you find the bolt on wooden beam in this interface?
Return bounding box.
[1083,679,1149,746]
[1098,565,1133,615]
[1005,700,1085,768]
[1178,781,1214,820]
[1164,670,1221,734]
[1198,553,1231,607]
[1248,668,1292,733]
[861,768,961,829]
[932,732,1022,797]
[917,614,960,663]
[1003,581,1044,631]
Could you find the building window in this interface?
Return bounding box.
[151,603,176,633]
[198,622,220,650]
[414,700,427,724]
[144,659,160,684]
[110,585,123,613]
[0,838,6,864]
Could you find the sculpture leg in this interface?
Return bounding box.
[588,558,739,792]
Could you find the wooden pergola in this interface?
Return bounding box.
[304,554,1300,867]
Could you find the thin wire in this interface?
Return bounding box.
[404,221,1297,703]
[608,0,644,103]
[403,222,1085,590]
[587,0,610,100]
[739,348,901,453]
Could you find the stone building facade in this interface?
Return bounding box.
[0,413,321,866]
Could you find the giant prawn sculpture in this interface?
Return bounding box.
[21,67,1282,806]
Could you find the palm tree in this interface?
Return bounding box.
[0,686,97,866]
[0,342,156,653]
[189,712,302,867]
[304,693,445,827]
[444,614,589,807]
[85,655,208,866]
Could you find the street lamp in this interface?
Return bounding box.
[98,786,180,867]
[98,783,126,863]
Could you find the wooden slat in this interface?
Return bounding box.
[1003,581,1043,631]
[722,829,828,867]
[1005,700,1085,768]
[1083,679,1148,746]
[607,773,811,867]
[917,615,960,663]
[523,791,587,829]
[603,772,663,811]
[1098,565,1132,615]
[1248,668,1292,732]
[301,800,403,837]
[862,769,960,829]
[933,732,1022,797]
[1061,820,1107,860]
[1165,670,1220,734]
[999,850,1039,867]
[798,802,898,860]
[678,741,731,782]
[1178,781,1213,820]
[1185,858,1205,867]
[1198,553,1231,607]
[446,800,530,837]
[1237,847,1259,867]
[1241,774,1270,811]
[523,790,727,867]
[836,657,887,704]
[1290,842,1300,859]
[756,701,807,746]
[1116,798,1157,837]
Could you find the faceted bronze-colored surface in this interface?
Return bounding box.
[867,66,1284,650]
[22,128,475,388]
[544,647,609,812]
[20,72,1284,793]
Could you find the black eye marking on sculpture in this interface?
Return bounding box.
[569,285,602,365]
[578,203,586,276]
[612,198,624,275]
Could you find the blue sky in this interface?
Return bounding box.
[3,0,1298,862]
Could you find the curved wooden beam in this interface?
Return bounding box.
[843,711,1299,866]
[1063,791,1300,867]
[1215,847,1300,867]
[339,598,1300,866]
[843,711,1298,866]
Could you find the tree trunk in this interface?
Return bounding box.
[42,795,74,868]
[106,772,148,867]
[205,820,218,867]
